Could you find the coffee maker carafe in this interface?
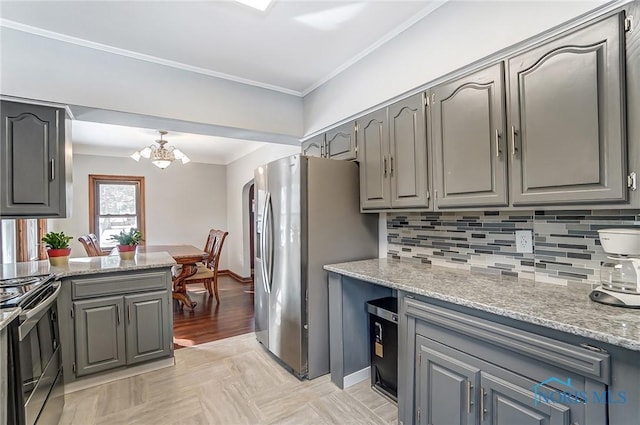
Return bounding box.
[590,228,640,308]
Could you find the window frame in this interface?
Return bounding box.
[1,218,47,263]
[88,174,146,250]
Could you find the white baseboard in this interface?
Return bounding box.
[64,357,175,394]
[343,366,371,389]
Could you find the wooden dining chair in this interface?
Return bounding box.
[183,229,229,304]
[78,234,105,257]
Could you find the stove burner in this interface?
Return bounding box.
[0,276,41,287]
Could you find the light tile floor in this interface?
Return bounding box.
[59,333,397,425]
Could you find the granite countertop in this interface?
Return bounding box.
[0,307,21,331]
[324,258,640,352]
[1,252,176,280]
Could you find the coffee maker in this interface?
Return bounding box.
[590,228,640,308]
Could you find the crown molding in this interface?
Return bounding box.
[0,18,303,97]
[2,2,450,100]
[300,0,450,97]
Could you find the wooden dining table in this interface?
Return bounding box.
[137,244,206,310]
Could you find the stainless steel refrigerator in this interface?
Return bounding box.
[254,154,378,379]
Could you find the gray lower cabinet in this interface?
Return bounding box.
[508,12,627,205]
[0,100,71,218]
[59,269,173,382]
[415,336,479,425]
[480,372,569,425]
[403,296,612,425]
[74,296,126,377]
[74,291,170,377]
[302,134,325,157]
[432,63,508,208]
[359,93,430,210]
[415,335,570,425]
[125,291,171,365]
[325,121,357,160]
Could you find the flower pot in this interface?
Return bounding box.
[47,248,71,267]
[117,244,137,261]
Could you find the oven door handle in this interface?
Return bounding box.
[19,281,61,341]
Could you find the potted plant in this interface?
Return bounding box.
[41,231,73,266]
[109,228,144,260]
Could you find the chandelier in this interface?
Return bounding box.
[130,130,191,169]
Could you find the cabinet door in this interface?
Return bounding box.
[389,93,430,208]
[433,64,508,208]
[508,13,627,205]
[302,134,325,157]
[358,108,391,209]
[326,121,357,160]
[415,335,479,425]
[74,296,125,377]
[1,101,67,217]
[481,372,570,425]
[125,291,171,365]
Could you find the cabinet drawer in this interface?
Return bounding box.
[71,271,169,299]
[406,297,610,384]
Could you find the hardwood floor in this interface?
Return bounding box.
[172,275,255,349]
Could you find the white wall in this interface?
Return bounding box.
[49,154,228,268]
[225,143,300,277]
[0,27,304,138]
[303,0,607,134]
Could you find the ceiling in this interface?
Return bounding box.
[72,121,267,165]
[0,0,442,163]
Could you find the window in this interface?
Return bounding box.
[89,175,145,249]
[1,219,47,263]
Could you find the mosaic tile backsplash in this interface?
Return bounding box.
[387,210,640,285]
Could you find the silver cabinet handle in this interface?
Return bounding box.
[321,142,325,158]
[127,304,131,323]
[511,126,518,156]
[481,387,487,420]
[116,304,121,325]
[495,129,501,158]
[49,158,55,181]
[383,156,388,177]
[468,381,474,413]
[390,156,394,176]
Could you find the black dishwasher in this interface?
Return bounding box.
[367,297,398,401]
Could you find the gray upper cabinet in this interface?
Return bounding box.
[302,134,325,158]
[432,63,508,208]
[508,12,627,205]
[0,100,71,218]
[415,335,479,425]
[325,121,357,160]
[359,93,430,210]
[74,296,126,377]
[389,93,430,208]
[358,108,391,209]
[125,291,171,365]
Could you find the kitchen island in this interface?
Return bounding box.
[325,258,640,425]
[2,252,177,392]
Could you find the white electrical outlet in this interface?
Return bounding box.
[515,230,533,254]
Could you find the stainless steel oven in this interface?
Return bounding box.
[3,275,64,425]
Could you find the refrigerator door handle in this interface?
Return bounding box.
[265,192,274,292]
[260,191,271,294]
